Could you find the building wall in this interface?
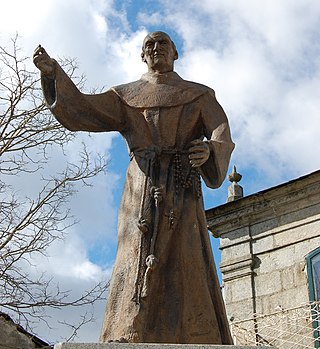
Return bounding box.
[0,313,49,349]
[206,170,320,324]
[0,314,36,349]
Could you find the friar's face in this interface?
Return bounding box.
[141,32,178,73]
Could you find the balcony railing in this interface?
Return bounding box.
[230,301,320,348]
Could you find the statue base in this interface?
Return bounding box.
[54,343,274,349]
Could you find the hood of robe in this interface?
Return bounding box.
[111,72,215,108]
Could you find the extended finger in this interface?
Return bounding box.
[35,44,46,54]
[33,45,42,57]
[33,46,49,60]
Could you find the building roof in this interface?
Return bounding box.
[206,169,320,237]
[0,312,51,348]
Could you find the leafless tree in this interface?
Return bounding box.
[0,35,109,341]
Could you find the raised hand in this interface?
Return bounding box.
[33,45,56,78]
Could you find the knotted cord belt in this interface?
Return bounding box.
[130,147,201,303]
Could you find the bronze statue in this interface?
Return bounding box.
[33,31,235,344]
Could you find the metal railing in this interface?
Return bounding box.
[230,302,320,348]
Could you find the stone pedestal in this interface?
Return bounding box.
[54,344,274,349]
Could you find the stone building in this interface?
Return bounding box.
[0,312,50,349]
[206,169,320,347]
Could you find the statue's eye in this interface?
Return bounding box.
[145,42,154,49]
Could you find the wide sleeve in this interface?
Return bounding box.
[41,61,125,132]
[200,90,235,189]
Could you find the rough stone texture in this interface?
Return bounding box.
[206,169,320,324]
[0,315,35,349]
[0,312,49,349]
[54,344,272,349]
[226,166,243,203]
[227,182,243,202]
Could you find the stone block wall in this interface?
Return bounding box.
[206,170,320,323]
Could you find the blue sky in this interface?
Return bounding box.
[1,0,320,343]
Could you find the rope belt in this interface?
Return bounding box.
[130,147,201,303]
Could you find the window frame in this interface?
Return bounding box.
[306,247,320,348]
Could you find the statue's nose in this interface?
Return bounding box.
[153,42,159,51]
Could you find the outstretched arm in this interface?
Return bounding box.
[33,46,125,133]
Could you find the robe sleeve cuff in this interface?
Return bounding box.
[200,140,235,189]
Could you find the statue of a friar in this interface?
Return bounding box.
[33,31,235,344]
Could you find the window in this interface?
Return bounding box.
[306,247,320,348]
[306,247,320,302]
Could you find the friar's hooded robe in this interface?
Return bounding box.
[41,63,235,344]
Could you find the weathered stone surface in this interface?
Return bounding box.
[218,227,250,249]
[226,166,243,203]
[220,255,254,282]
[280,267,295,290]
[254,270,282,297]
[206,170,320,236]
[223,297,256,323]
[221,243,251,263]
[34,31,234,344]
[0,314,35,349]
[207,169,320,334]
[227,277,253,303]
[54,344,272,349]
[251,234,274,255]
[227,182,243,202]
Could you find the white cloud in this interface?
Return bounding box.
[0,0,124,342]
[147,0,320,184]
[112,30,149,82]
[1,0,320,343]
[23,221,115,342]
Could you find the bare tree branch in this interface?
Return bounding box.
[0,35,109,341]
